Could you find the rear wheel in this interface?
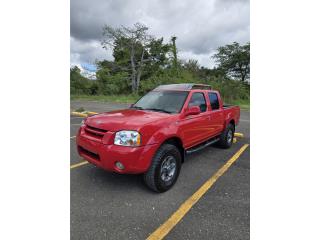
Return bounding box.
[143,144,181,193]
[218,123,235,149]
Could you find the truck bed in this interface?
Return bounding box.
[223,104,235,109]
[222,105,240,125]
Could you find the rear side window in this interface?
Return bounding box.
[188,92,207,112]
[208,92,220,110]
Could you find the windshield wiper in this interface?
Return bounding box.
[130,106,144,110]
[144,108,173,114]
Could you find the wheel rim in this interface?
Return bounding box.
[160,156,177,182]
[227,129,233,144]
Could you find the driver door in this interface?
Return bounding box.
[179,92,211,148]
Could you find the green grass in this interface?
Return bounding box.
[74,107,85,112]
[225,99,250,110]
[71,94,250,110]
[71,94,140,103]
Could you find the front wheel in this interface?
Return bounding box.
[218,123,235,149]
[143,144,181,193]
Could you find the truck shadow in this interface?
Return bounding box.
[85,166,152,193]
[82,143,241,194]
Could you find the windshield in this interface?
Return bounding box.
[132,91,189,114]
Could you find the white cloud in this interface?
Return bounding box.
[70,0,249,68]
[70,37,112,66]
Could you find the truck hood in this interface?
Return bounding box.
[85,109,174,132]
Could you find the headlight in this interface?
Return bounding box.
[81,118,87,126]
[114,130,141,147]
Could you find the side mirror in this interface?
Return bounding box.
[129,104,134,108]
[185,106,201,116]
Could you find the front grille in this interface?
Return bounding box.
[84,124,107,138]
[78,146,100,161]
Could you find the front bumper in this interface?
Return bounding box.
[76,134,159,174]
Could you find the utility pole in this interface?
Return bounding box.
[171,36,178,74]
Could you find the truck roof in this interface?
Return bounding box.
[153,83,212,91]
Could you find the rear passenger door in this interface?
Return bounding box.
[208,92,224,136]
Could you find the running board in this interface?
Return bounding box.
[185,137,220,154]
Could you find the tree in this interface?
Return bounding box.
[95,60,130,94]
[102,22,153,93]
[212,42,250,82]
[184,59,200,74]
[70,66,91,94]
[141,38,171,79]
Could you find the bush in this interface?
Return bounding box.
[71,66,250,107]
[70,66,93,95]
[139,68,195,94]
[96,71,129,95]
[210,78,249,103]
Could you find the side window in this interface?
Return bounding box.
[208,92,220,110]
[188,92,207,112]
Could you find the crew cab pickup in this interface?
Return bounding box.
[76,83,240,192]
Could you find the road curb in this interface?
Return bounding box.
[87,111,98,115]
[234,132,244,138]
[71,111,98,117]
[71,112,88,117]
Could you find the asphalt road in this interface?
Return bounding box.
[70,100,250,240]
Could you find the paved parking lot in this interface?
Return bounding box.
[70,100,250,240]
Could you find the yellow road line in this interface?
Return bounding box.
[234,132,244,138]
[233,137,237,143]
[70,111,98,117]
[71,112,88,117]
[70,136,76,139]
[87,111,98,115]
[70,161,88,169]
[147,143,249,240]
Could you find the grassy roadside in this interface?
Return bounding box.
[225,99,250,110]
[71,94,140,103]
[71,94,250,110]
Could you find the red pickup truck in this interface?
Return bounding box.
[76,84,240,192]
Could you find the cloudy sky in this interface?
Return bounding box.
[71,0,249,69]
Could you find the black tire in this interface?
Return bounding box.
[218,123,235,149]
[143,144,181,193]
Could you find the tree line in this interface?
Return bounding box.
[71,23,250,103]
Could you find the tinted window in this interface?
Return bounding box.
[208,92,220,110]
[133,91,188,113]
[188,92,207,112]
